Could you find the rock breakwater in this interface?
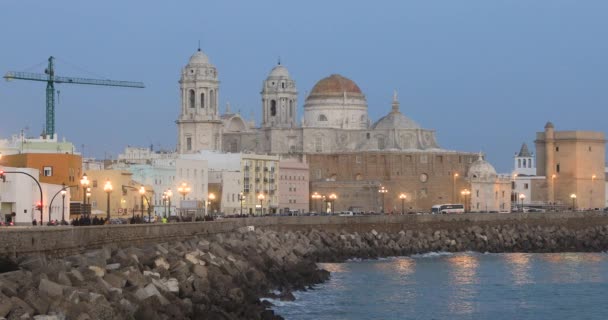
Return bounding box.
[1,222,608,319]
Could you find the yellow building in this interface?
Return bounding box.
[535,122,606,209]
[84,170,152,219]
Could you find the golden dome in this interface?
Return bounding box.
[308,74,362,97]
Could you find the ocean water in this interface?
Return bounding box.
[269,252,608,320]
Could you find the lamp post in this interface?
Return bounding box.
[80,174,89,216]
[166,189,172,217]
[86,188,91,217]
[208,193,216,216]
[378,186,388,214]
[519,193,526,212]
[238,192,244,216]
[104,180,112,222]
[139,186,146,220]
[453,173,459,203]
[328,193,337,214]
[311,192,322,213]
[178,182,191,200]
[461,189,471,212]
[591,174,596,209]
[162,191,167,218]
[570,193,577,211]
[60,189,67,224]
[258,193,265,215]
[551,174,557,206]
[399,193,407,215]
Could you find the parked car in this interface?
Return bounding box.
[339,211,354,216]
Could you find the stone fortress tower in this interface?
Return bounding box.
[176,48,223,153]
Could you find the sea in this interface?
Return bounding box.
[267,252,608,320]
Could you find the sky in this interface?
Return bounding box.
[1,0,607,172]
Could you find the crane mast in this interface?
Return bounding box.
[4,56,145,139]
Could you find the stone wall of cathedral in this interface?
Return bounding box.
[308,152,478,212]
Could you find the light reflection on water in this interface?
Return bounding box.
[277,253,608,320]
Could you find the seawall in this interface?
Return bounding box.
[1,212,607,258]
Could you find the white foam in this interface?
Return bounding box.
[411,251,454,258]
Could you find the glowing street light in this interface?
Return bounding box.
[453,173,459,203]
[461,189,471,213]
[399,193,407,215]
[104,180,113,222]
[311,192,322,213]
[257,193,265,215]
[378,186,388,214]
[328,193,337,214]
[177,182,191,200]
[208,193,216,216]
[80,173,90,215]
[519,193,526,212]
[570,193,577,211]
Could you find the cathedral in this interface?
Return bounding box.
[176,49,493,212]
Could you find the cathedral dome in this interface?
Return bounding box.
[188,50,210,65]
[468,154,497,179]
[268,64,290,78]
[308,74,362,97]
[372,112,421,130]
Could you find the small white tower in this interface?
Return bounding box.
[176,48,223,153]
[261,61,298,128]
[513,143,536,176]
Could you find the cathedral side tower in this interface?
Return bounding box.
[177,49,223,153]
[261,63,298,128]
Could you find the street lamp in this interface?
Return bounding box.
[178,182,191,200]
[453,173,459,203]
[311,192,322,213]
[519,193,526,212]
[461,189,471,213]
[60,189,67,224]
[86,188,91,217]
[328,193,337,214]
[399,193,407,215]
[570,193,577,211]
[139,186,146,220]
[551,174,557,205]
[257,193,265,215]
[162,191,167,218]
[208,193,216,216]
[591,174,596,209]
[80,173,89,216]
[378,186,388,214]
[166,189,172,217]
[104,180,112,222]
[238,192,244,215]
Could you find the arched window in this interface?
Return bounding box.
[528,159,532,168]
[318,114,327,121]
[270,100,277,116]
[378,137,385,150]
[315,136,323,152]
[518,159,521,168]
[289,100,293,118]
[523,159,527,167]
[200,93,205,108]
[281,82,285,89]
[189,90,195,108]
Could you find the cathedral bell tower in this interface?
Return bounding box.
[176,48,223,153]
[261,61,298,128]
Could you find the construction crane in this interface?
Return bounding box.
[4,56,145,139]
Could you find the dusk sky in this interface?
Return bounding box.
[1,0,607,172]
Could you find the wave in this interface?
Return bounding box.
[261,297,304,307]
[411,251,454,258]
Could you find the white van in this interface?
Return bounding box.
[339,211,354,216]
[431,204,465,214]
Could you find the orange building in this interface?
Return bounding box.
[0,153,83,200]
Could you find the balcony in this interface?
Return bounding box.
[244,166,250,171]
[255,178,260,183]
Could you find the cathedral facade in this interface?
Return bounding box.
[176,49,484,212]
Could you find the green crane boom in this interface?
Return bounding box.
[4,56,145,139]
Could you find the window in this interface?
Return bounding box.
[512,182,516,189]
[366,133,370,139]
[281,82,285,89]
[187,137,192,151]
[556,163,560,173]
[555,146,559,152]
[355,155,362,164]
[518,159,521,168]
[92,180,98,188]
[43,166,53,177]
[589,146,592,152]
[378,137,385,150]
[315,137,323,152]
[201,93,205,108]
[189,90,195,108]
[476,190,479,197]
[528,159,532,168]
[318,114,327,121]
[289,100,293,118]
[270,100,277,116]
[524,183,529,189]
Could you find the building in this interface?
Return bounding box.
[173,49,483,212]
[0,166,69,225]
[83,170,148,220]
[511,143,546,208]
[278,157,309,214]
[535,122,606,209]
[467,155,511,213]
